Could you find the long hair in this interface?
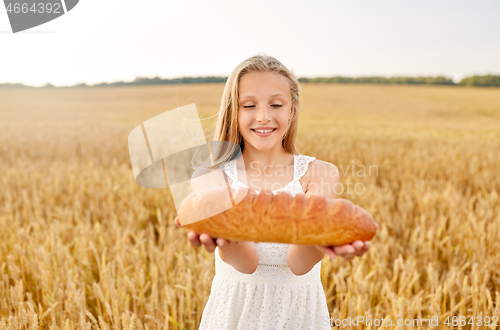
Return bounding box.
[192,53,300,170]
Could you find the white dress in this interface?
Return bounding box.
[198,154,332,330]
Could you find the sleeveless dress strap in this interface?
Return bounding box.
[219,160,238,182]
[294,154,316,181]
[221,155,316,185]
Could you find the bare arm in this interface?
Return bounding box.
[181,167,259,274]
[287,245,325,276]
[286,161,372,276]
[217,241,259,274]
[287,161,337,276]
[181,220,259,275]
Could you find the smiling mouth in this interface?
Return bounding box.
[251,128,277,133]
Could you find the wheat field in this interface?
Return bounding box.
[0,83,499,329]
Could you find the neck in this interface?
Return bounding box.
[240,143,293,171]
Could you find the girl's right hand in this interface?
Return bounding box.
[175,216,232,253]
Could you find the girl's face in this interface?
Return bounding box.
[238,71,293,151]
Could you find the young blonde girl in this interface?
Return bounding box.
[175,53,372,329]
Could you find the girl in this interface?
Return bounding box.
[175,53,372,329]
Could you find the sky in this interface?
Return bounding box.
[1,0,499,87]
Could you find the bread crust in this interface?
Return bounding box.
[178,186,378,246]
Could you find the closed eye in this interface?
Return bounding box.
[243,105,283,108]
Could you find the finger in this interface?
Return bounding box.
[354,248,366,257]
[216,238,230,250]
[200,233,217,253]
[315,245,337,260]
[187,231,201,248]
[351,240,364,252]
[333,244,356,255]
[350,242,371,257]
[175,216,181,227]
[361,241,371,254]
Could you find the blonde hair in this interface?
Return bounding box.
[192,53,300,170]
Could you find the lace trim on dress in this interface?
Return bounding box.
[220,160,238,182]
[220,154,316,192]
[214,275,321,285]
[214,248,322,282]
[295,155,316,181]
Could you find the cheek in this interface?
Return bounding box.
[238,118,248,134]
[278,115,290,127]
[238,115,250,132]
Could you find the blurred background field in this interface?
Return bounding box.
[0,83,499,329]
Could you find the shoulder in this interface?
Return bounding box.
[190,166,227,192]
[303,158,339,199]
[309,159,339,175]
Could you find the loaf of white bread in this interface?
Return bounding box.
[178,186,378,246]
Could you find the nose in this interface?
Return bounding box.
[256,105,272,122]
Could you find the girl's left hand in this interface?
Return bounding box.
[315,240,371,261]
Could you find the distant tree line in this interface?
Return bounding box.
[1,74,500,88]
[0,76,228,89]
[457,75,500,87]
[298,76,456,85]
